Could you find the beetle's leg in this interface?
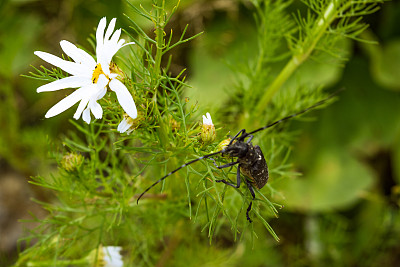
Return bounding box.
[245,180,256,223]
[246,134,254,143]
[215,163,241,188]
[209,158,239,169]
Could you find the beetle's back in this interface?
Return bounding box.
[239,144,269,189]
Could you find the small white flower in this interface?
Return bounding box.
[202,112,213,126]
[201,112,216,143]
[102,246,123,267]
[117,116,134,135]
[35,17,137,123]
[117,112,144,134]
[87,245,123,267]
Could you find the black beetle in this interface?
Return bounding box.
[137,91,340,222]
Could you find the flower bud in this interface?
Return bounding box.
[216,138,232,152]
[169,116,181,132]
[201,112,216,144]
[60,153,84,172]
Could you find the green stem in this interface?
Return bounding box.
[152,0,169,148]
[254,0,340,115]
[26,258,88,266]
[154,8,165,78]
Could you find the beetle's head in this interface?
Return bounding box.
[222,141,248,158]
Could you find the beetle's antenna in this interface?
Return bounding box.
[137,150,223,204]
[248,90,343,135]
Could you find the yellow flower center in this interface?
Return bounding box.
[92,63,107,84]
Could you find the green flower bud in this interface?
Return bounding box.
[216,138,232,152]
[201,112,216,144]
[60,153,84,172]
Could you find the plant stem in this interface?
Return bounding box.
[26,258,88,266]
[153,0,169,148]
[254,0,340,115]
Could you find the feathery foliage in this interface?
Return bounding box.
[16,0,386,265]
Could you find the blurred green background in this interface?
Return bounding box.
[1,0,400,266]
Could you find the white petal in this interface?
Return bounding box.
[104,18,117,41]
[104,34,124,64]
[103,44,123,65]
[117,120,124,132]
[37,76,90,93]
[202,112,213,125]
[35,51,86,76]
[109,29,121,46]
[97,45,113,69]
[82,107,91,124]
[117,118,129,133]
[89,100,103,119]
[109,73,118,79]
[96,87,107,100]
[96,17,107,58]
[96,74,109,92]
[60,40,96,67]
[109,79,137,119]
[117,39,125,48]
[73,97,89,120]
[122,122,131,132]
[44,87,87,118]
[72,83,104,120]
[102,53,115,68]
[206,112,213,124]
[121,41,135,49]
[103,246,123,267]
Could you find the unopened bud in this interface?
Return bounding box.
[61,153,84,172]
[201,112,216,144]
[169,116,181,132]
[216,138,232,152]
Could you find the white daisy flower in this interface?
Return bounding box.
[35,17,137,123]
